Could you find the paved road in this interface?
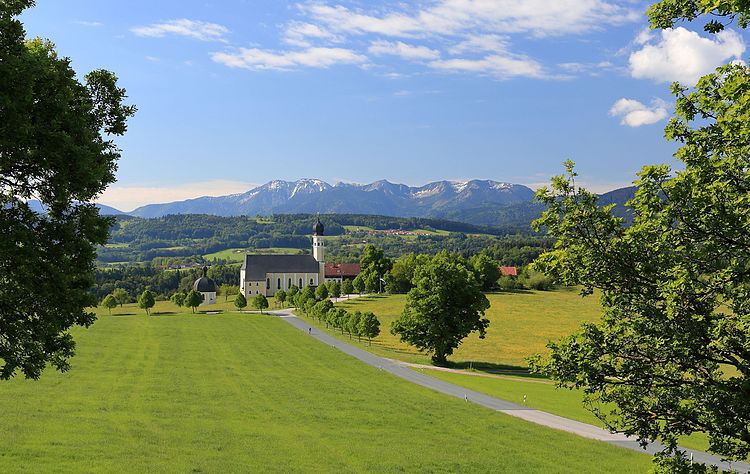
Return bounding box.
[272,308,749,473]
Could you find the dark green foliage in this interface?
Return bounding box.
[112,288,129,307]
[385,253,430,294]
[315,284,329,301]
[137,290,155,315]
[468,254,501,291]
[531,62,750,463]
[391,252,490,365]
[0,2,135,379]
[93,264,240,301]
[252,294,268,313]
[185,290,202,313]
[274,290,287,307]
[234,293,247,311]
[347,311,362,340]
[341,279,354,297]
[359,312,380,345]
[352,274,365,294]
[648,0,750,32]
[171,292,186,307]
[101,295,117,315]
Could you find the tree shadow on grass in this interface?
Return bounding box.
[445,360,546,379]
[109,313,136,316]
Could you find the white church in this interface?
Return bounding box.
[240,218,327,297]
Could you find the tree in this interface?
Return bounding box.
[219,284,239,302]
[468,254,501,291]
[315,284,329,301]
[137,290,155,316]
[234,293,247,311]
[313,299,334,324]
[301,285,316,302]
[287,285,299,299]
[327,281,341,299]
[526,2,750,469]
[360,244,392,277]
[274,289,287,308]
[185,290,203,314]
[391,252,490,365]
[359,312,380,345]
[112,288,129,308]
[252,294,268,313]
[341,279,354,298]
[347,311,362,340]
[352,273,365,295]
[101,294,117,315]
[0,3,136,379]
[362,267,381,294]
[386,253,428,294]
[170,291,186,308]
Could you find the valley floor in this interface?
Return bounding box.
[0,311,651,473]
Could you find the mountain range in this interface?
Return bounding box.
[83,178,633,229]
[127,179,542,227]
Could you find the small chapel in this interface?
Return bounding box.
[240,218,327,298]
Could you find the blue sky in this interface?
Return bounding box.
[20,1,748,211]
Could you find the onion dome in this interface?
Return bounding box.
[313,217,324,236]
[193,266,218,292]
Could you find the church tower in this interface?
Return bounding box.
[312,216,325,283]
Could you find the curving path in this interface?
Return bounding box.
[270,308,750,473]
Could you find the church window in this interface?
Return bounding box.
[266,278,270,290]
[277,278,281,289]
[310,278,314,286]
[299,278,303,288]
[288,278,292,288]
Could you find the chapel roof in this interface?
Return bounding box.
[242,254,320,280]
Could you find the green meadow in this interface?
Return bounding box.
[203,247,303,262]
[0,309,651,473]
[332,288,603,368]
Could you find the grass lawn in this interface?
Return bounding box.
[0,309,651,473]
[421,370,715,454]
[106,297,282,316]
[332,288,603,368]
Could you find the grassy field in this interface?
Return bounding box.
[105,297,282,316]
[203,247,304,262]
[331,288,603,368]
[0,308,651,472]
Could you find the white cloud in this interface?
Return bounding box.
[210,47,367,70]
[131,19,229,42]
[305,1,639,38]
[449,34,510,54]
[629,27,745,84]
[75,20,103,27]
[609,98,670,127]
[368,40,440,60]
[283,21,340,47]
[97,180,257,212]
[430,54,545,79]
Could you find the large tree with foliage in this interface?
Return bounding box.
[112,288,129,308]
[185,290,203,314]
[468,254,501,291]
[391,252,490,365]
[0,1,135,379]
[252,294,268,314]
[137,290,155,316]
[101,294,117,315]
[530,2,750,467]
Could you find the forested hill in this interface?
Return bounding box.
[100,213,541,266]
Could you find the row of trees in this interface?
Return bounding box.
[303,301,381,344]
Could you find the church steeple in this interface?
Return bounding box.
[312,215,325,265]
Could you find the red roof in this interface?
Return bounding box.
[325,263,361,278]
[499,266,518,277]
